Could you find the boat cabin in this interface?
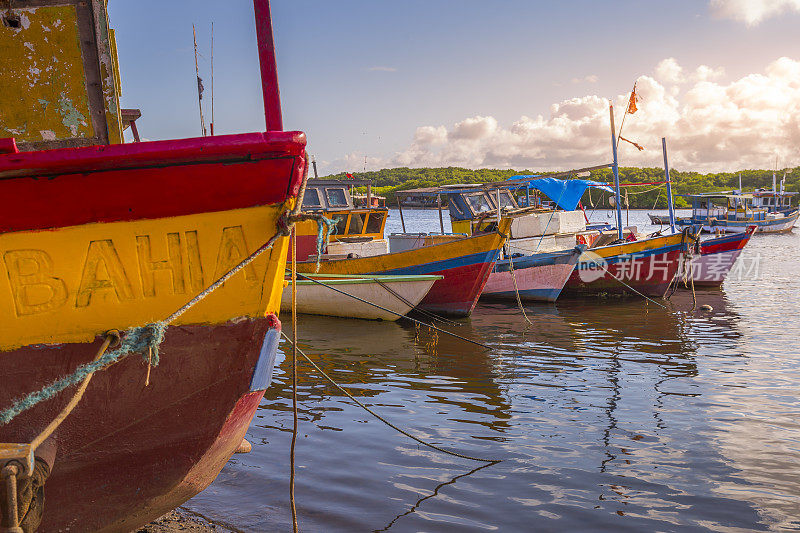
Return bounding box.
[685,191,798,224]
[295,179,389,261]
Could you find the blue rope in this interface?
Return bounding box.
[314,216,334,271]
[0,323,166,426]
[0,212,332,427]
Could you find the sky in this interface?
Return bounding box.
[109,0,800,175]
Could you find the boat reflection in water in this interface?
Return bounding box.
[187,286,800,532]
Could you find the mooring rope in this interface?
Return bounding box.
[289,229,299,533]
[281,332,500,464]
[373,279,462,327]
[293,273,489,349]
[0,169,326,427]
[580,256,668,309]
[506,252,533,326]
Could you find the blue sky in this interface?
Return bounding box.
[109,1,800,173]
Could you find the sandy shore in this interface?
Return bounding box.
[137,508,236,532]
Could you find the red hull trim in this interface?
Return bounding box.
[0,132,307,233]
[0,318,277,532]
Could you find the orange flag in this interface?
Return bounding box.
[620,136,644,151]
[627,86,638,114]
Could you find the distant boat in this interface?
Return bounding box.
[675,191,798,234]
[282,274,441,320]
[682,226,756,286]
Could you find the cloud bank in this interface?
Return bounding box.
[330,57,800,174]
[710,0,800,25]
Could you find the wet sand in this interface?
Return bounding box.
[138,508,235,532]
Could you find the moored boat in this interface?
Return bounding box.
[562,231,695,297]
[0,1,305,531]
[297,221,510,317]
[683,226,756,286]
[481,246,584,302]
[281,273,442,320]
[678,191,799,234]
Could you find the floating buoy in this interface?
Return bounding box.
[699,304,713,312]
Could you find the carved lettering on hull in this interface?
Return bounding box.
[137,233,186,297]
[76,240,135,308]
[2,224,258,317]
[3,250,68,317]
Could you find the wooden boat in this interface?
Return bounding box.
[677,191,799,233]
[294,178,389,261]
[297,221,510,317]
[281,274,441,320]
[481,246,584,302]
[562,231,695,297]
[682,226,756,286]
[0,1,303,531]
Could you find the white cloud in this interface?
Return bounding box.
[655,58,684,84]
[710,0,800,25]
[365,66,397,72]
[571,74,599,84]
[325,57,800,174]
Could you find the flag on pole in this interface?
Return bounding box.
[626,85,638,114]
[346,173,354,179]
[620,136,644,151]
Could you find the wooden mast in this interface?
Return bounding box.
[253,0,283,131]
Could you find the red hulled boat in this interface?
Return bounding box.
[1,1,303,531]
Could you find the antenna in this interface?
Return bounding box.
[193,24,207,136]
[363,156,367,173]
[210,22,215,136]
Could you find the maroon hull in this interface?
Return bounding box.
[563,249,683,297]
[1,317,279,532]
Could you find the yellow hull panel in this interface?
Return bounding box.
[0,205,289,351]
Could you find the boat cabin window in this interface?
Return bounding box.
[326,187,349,208]
[366,211,386,234]
[303,188,323,208]
[331,213,348,235]
[466,193,493,214]
[349,212,366,234]
[494,191,518,209]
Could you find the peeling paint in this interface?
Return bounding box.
[58,94,87,136]
[0,5,99,143]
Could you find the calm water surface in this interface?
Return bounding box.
[186,209,800,532]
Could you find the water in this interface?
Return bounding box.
[186,209,800,532]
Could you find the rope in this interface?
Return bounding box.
[289,229,299,533]
[581,256,667,309]
[293,273,489,349]
[373,279,462,327]
[506,252,533,326]
[0,324,166,425]
[281,332,500,464]
[0,165,330,428]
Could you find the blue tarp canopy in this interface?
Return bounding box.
[512,176,614,211]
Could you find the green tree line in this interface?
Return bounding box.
[324,166,800,208]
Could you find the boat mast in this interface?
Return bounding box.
[253,0,283,131]
[662,137,676,232]
[608,102,624,240]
